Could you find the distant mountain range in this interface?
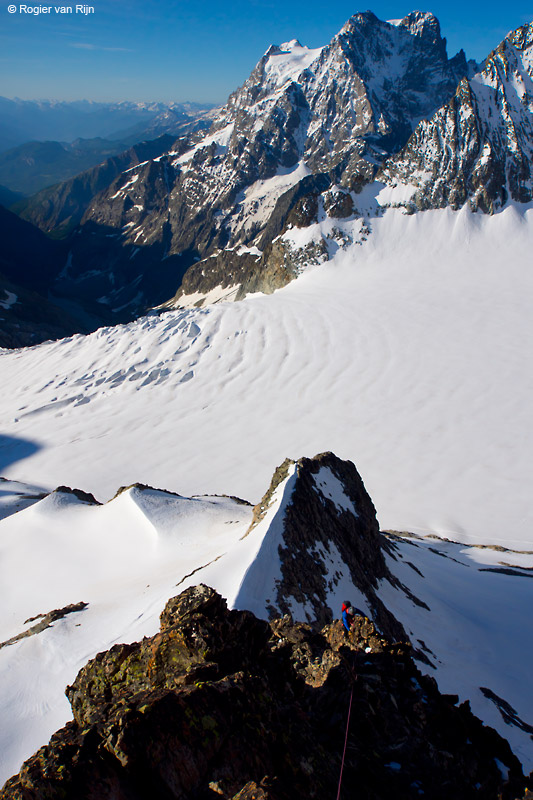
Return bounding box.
[0,97,216,154]
[0,101,216,196]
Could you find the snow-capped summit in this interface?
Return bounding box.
[29,9,470,321]
[254,39,324,92]
[279,38,303,50]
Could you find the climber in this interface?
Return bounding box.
[341,601,355,633]
[342,601,366,633]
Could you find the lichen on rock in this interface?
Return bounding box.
[1,585,526,799]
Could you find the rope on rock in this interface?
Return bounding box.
[336,684,353,800]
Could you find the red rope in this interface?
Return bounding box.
[336,685,353,800]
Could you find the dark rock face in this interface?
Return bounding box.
[0,205,95,347]
[0,205,65,292]
[241,453,412,641]
[323,188,354,219]
[0,183,24,209]
[381,22,533,212]
[1,585,526,800]
[0,274,91,349]
[239,453,423,644]
[52,486,101,505]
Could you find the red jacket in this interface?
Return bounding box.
[341,602,355,631]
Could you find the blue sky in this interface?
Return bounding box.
[1,0,531,103]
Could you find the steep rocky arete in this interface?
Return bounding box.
[1,585,528,799]
[242,452,409,640]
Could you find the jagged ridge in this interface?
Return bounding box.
[380,22,533,212]
[0,585,526,799]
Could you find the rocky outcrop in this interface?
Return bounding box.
[1,585,526,799]
[51,486,101,504]
[0,603,88,651]
[254,453,407,639]
[170,177,360,305]
[241,452,407,640]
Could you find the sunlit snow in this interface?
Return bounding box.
[1,202,533,780]
[263,41,324,89]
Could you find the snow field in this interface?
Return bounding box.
[0,202,532,779]
[1,204,532,547]
[379,535,533,770]
[0,487,253,783]
[264,41,324,89]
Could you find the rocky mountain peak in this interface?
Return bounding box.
[334,8,452,83]
[506,20,533,50]
[1,584,526,799]
[235,452,407,639]
[30,9,467,324]
[379,18,533,212]
[398,10,444,46]
[17,10,527,330]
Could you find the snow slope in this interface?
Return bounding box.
[1,201,533,780]
[0,470,532,783]
[379,534,533,770]
[0,477,46,521]
[1,204,532,548]
[0,486,253,783]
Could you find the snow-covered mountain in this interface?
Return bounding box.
[1,8,533,792]
[14,14,532,328]
[21,11,473,320]
[31,14,532,321]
